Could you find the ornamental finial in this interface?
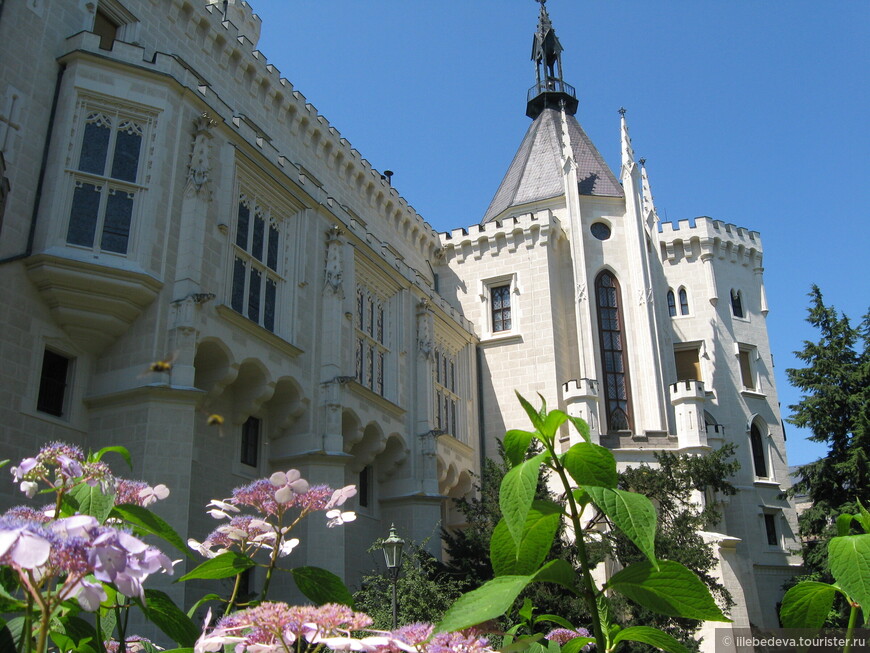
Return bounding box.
[618,107,627,117]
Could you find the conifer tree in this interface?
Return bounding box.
[787,286,870,575]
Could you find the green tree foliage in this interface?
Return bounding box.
[353,539,466,629]
[787,286,870,576]
[608,445,739,651]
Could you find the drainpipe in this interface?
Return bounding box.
[0,63,66,265]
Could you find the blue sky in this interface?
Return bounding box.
[249,1,869,466]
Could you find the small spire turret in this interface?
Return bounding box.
[526,1,578,119]
[619,108,636,180]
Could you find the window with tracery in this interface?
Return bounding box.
[666,290,676,317]
[66,106,151,254]
[731,289,744,318]
[595,271,633,432]
[750,422,767,478]
[355,285,388,396]
[434,346,460,440]
[231,193,282,332]
[679,288,690,315]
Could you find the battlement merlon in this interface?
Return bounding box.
[659,216,763,267]
[438,211,566,263]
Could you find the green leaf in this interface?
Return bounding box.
[69,482,115,523]
[857,500,870,534]
[780,581,839,629]
[504,430,537,467]
[141,589,199,647]
[606,560,730,622]
[491,501,561,576]
[534,614,575,630]
[0,616,25,651]
[436,575,531,633]
[186,593,222,618]
[566,415,591,444]
[92,445,133,469]
[532,559,580,595]
[516,392,544,431]
[50,616,99,653]
[50,631,97,653]
[177,551,254,582]
[584,486,657,567]
[828,534,870,618]
[500,452,549,546]
[292,567,354,606]
[539,409,567,442]
[111,504,192,558]
[837,513,857,537]
[562,638,597,653]
[612,626,690,653]
[518,597,534,623]
[563,443,617,488]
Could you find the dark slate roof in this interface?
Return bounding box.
[481,108,623,224]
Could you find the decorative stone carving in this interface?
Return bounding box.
[187,113,216,197]
[323,225,344,297]
[417,299,433,360]
[575,282,587,303]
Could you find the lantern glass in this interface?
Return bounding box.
[382,524,405,569]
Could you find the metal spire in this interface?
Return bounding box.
[526,0,577,119]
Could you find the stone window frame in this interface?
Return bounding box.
[62,94,158,258]
[83,0,141,49]
[433,344,462,442]
[761,510,783,549]
[748,416,772,481]
[234,414,265,479]
[730,288,747,320]
[595,269,634,434]
[25,334,84,428]
[673,341,704,384]
[736,342,764,396]
[480,273,520,341]
[229,187,285,334]
[354,283,390,398]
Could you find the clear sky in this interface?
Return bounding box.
[248,1,869,466]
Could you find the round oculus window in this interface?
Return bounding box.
[590,222,612,240]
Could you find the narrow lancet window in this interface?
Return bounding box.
[595,271,633,432]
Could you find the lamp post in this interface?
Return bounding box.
[382,524,405,630]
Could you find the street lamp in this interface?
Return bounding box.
[382,524,405,629]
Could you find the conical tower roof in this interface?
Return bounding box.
[481,108,623,224]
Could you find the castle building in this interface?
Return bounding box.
[0,0,799,645]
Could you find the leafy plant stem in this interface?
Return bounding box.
[226,572,243,616]
[844,602,859,653]
[547,443,607,652]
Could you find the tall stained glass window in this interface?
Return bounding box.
[595,271,633,432]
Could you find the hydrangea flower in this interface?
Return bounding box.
[545,627,594,650]
[104,635,163,652]
[115,479,170,507]
[10,442,114,496]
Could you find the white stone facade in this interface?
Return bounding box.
[0,0,799,644]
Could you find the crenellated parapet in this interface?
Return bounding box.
[659,217,762,268]
[151,0,443,263]
[438,212,565,264]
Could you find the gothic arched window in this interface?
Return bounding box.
[596,271,633,432]
[750,422,767,478]
[731,289,744,318]
[679,288,690,315]
[666,290,677,317]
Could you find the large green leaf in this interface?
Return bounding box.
[584,486,657,566]
[534,614,575,630]
[504,430,537,467]
[612,626,690,653]
[562,638,597,653]
[837,513,857,537]
[516,392,544,431]
[141,590,199,647]
[177,551,254,582]
[780,581,839,629]
[0,616,25,651]
[436,575,531,633]
[539,409,567,442]
[70,482,115,523]
[186,593,222,618]
[829,534,870,619]
[500,452,549,546]
[606,560,730,622]
[563,443,617,488]
[532,559,580,595]
[111,504,192,558]
[292,567,354,606]
[491,501,561,576]
[50,616,99,653]
[857,500,870,534]
[566,415,591,444]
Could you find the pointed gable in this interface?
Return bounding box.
[481,108,623,224]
